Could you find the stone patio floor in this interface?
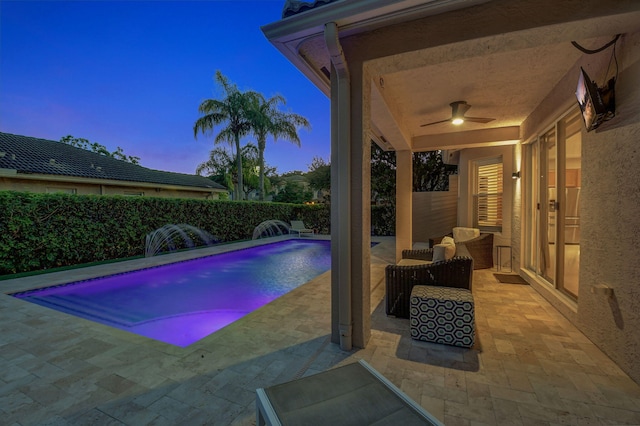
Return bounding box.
[1,237,640,425]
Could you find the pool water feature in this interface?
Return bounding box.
[12,239,331,347]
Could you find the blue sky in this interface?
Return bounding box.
[0,0,330,175]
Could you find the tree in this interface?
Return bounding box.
[370,143,458,202]
[196,143,263,199]
[306,156,331,202]
[193,71,259,200]
[272,180,313,204]
[60,135,140,164]
[196,146,236,191]
[371,142,396,205]
[413,151,457,192]
[246,94,310,201]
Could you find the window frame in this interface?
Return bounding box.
[472,156,503,232]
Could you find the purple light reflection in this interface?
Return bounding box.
[13,240,331,347]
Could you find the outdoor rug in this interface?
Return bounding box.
[494,273,528,285]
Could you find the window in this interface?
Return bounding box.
[473,158,503,231]
[123,191,144,196]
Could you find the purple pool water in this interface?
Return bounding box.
[13,239,331,347]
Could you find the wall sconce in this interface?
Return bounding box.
[512,171,521,179]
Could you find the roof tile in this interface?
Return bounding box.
[282,0,337,18]
[0,132,226,191]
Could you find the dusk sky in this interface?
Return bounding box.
[0,0,331,175]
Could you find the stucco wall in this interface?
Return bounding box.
[521,31,640,384]
[579,31,640,384]
[0,177,219,199]
[512,143,523,273]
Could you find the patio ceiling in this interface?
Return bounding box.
[367,33,589,152]
[264,1,640,153]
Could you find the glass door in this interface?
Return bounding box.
[525,109,581,300]
[540,128,557,284]
[560,113,582,298]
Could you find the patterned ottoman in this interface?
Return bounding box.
[410,285,475,348]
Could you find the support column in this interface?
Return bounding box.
[327,22,370,350]
[327,27,352,350]
[349,67,371,349]
[395,149,413,261]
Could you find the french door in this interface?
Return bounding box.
[526,109,582,300]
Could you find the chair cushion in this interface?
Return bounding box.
[439,236,456,260]
[441,236,455,245]
[452,227,480,243]
[432,244,447,262]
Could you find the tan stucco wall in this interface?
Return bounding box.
[0,177,220,200]
[520,31,640,383]
[512,143,523,273]
[578,31,640,385]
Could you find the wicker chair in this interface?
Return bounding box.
[461,233,494,269]
[385,245,473,318]
[428,232,494,270]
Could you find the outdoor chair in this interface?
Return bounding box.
[460,233,494,269]
[386,245,473,318]
[289,220,315,237]
[429,228,494,270]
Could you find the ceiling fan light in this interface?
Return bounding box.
[451,118,464,125]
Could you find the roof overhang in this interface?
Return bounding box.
[263,0,640,153]
[262,0,487,97]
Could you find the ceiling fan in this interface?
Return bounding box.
[420,101,495,127]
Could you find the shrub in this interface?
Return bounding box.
[0,191,392,275]
[0,192,331,275]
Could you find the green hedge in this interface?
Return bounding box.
[0,191,393,275]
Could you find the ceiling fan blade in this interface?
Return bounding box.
[464,117,495,123]
[420,118,451,127]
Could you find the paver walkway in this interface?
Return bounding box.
[1,237,639,425]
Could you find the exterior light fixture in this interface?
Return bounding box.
[512,171,521,179]
[451,118,464,125]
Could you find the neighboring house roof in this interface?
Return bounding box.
[282,0,337,18]
[0,132,226,191]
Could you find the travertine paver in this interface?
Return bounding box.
[1,237,640,425]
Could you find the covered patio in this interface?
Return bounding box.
[1,238,639,424]
[263,0,640,387]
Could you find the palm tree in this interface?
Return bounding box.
[196,144,261,199]
[247,94,311,201]
[193,71,259,200]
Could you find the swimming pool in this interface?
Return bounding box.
[12,239,331,347]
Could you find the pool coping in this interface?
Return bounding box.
[1,234,391,295]
[0,235,322,294]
